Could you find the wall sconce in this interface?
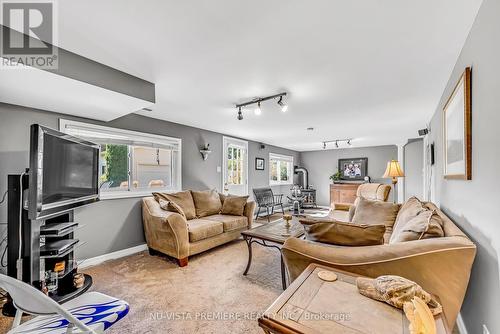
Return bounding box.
[200,143,211,161]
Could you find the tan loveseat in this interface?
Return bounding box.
[142,191,255,267]
[282,199,476,329]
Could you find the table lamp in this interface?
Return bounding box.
[382,160,405,203]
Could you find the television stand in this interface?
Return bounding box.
[5,174,93,316]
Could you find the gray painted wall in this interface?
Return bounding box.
[426,0,499,332]
[300,145,397,206]
[403,139,423,201]
[0,103,300,263]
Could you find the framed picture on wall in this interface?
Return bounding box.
[443,67,472,180]
[255,157,265,170]
[338,157,368,181]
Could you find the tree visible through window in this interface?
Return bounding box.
[101,144,128,188]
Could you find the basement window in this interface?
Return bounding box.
[269,153,293,186]
[59,119,182,199]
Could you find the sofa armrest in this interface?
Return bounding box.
[348,205,356,221]
[244,201,256,228]
[142,198,189,259]
[333,203,352,211]
[282,237,476,329]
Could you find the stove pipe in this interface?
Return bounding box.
[294,166,309,189]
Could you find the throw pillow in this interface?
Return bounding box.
[157,198,186,219]
[301,220,386,246]
[393,197,426,231]
[153,191,196,220]
[221,195,249,216]
[351,197,400,243]
[191,189,223,218]
[390,209,444,243]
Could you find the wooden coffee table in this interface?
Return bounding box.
[241,217,304,290]
[258,263,450,334]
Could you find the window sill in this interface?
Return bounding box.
[269,182,293,186]
[99,189,179,201]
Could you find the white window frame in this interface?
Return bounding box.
[269,153,294,186]
[59,119,182,200]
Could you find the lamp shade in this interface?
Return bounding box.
[382,160,405,178]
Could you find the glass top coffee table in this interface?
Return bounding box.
[241,216,305,290]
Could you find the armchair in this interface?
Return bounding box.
[334,183,392,221]
[253,187,284,222]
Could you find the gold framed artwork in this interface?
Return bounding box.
[443,67,472,180]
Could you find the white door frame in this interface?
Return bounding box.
[222,136,249,195]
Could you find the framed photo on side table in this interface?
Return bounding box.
[255,157,265,170]
[443,67,472,180]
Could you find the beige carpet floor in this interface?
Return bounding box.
[90,240,283,333]
[1,239,284,333]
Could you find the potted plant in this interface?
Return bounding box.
[329,171,342,183]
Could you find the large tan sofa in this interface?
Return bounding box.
[142,191,255,267]
[282,198,476,329]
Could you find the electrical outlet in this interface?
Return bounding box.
[483,324,490,334]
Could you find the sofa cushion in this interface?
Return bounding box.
[300,219,386,246]
[191,189,223,218]
[187,219,224,242]
[390,209,444,243]
[156,198,186,219]
[153,191,196,220]
[352,197,400,243]
[204,214,248,232]
[220,195,249,216]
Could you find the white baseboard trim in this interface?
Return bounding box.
[456,313,468,334]
[79,243,148,269]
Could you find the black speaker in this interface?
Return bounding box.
[418,128,429,136]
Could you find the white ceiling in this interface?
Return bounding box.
[37,1,485,150]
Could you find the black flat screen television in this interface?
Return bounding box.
[28,124,100,219]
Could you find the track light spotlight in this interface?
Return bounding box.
[254,102,262,115]
[237,107,243,120]
[277,96,288,112]
[347,139,351,146]
[335,141,339,148]
[323,142,326,149]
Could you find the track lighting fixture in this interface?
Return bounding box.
[322,138,353,149]
[277,96,288,112]
[235,92,287,120]
[254,102,262,115]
